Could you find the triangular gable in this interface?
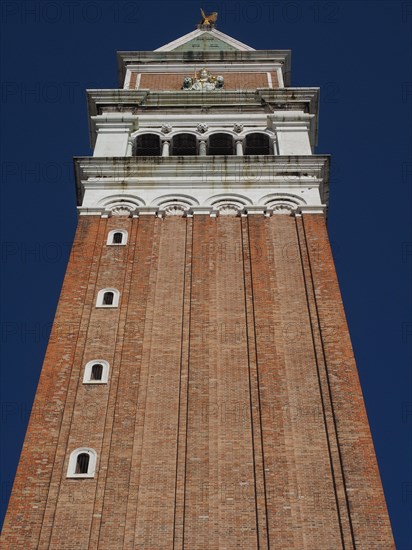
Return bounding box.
[155,28,254,52]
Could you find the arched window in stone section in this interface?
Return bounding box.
[67,448,97,478]
[83,360,110,384]
[244,133,271,155]
[171,133,197,156]
[208,133,234,155]
[134,134,161,156]
[96,288,120,308]
[107,229,128,246]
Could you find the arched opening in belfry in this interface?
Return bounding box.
[208,133,234,155]
[171,133,197,156]
[134,134,161,156]
[244,133,270,155]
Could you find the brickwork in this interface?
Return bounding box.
[1,213,394,549]
[301,215,395,548]
[133,72,278,90]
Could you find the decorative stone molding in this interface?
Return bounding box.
[75,157,329,218]
[153,194,199,217]
[209,196,250,216]
[197,122,209,134]
[101,204,139,217]
[97,195,145,218]
[111,205,136,216]
[163,205,188,216]
[264,195,302,215]
[269,203,296,215]
[217,204,242,216]
[233,123,244,133]
[156,200,192,217]
[161,124,172,134]
[262,192,304,206]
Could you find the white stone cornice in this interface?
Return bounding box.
[296,205,327,215]
[74,155,329,219]
[87,88,318,114]
[91,114,139,130]
[75,155,328,180]
[244,206,267,216]
[190,206,215,216]
[137,206,159,215]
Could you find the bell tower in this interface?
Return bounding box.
[2,15,394,549]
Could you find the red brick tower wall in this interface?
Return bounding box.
[128,71,279,90]
[1,214,394,549]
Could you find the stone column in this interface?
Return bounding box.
[199,139,207,156]
[126,138,133,156]
[162,140,170,157]
[235,140,244,156]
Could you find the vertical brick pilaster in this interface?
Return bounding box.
[301,214,395,549]
[214,217,257,548]
[184,215,217,548]
[1,217,101,549]
[296,214,354,547]
[173,218,193,548]
[133,217,187,548]
[241,217,269,548]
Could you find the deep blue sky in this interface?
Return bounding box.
[1,0,411,546]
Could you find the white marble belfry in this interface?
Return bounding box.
[76,28,328,218]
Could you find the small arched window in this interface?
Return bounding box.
[208,133,234,155]
[244,133,271,155]
[171,134,197,156]
[91,363,103,380]
[76,453,90,474]
[67,448,97,478]
[83,359,110,384]
[134,134,161,156]
[96,288,120,308]
[107,229,128,246]
[103,292,113,305]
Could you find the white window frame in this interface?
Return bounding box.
[96,288,120,308]
[107,229,128,246]
[67,447,97,478]
[83,359,110,384]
